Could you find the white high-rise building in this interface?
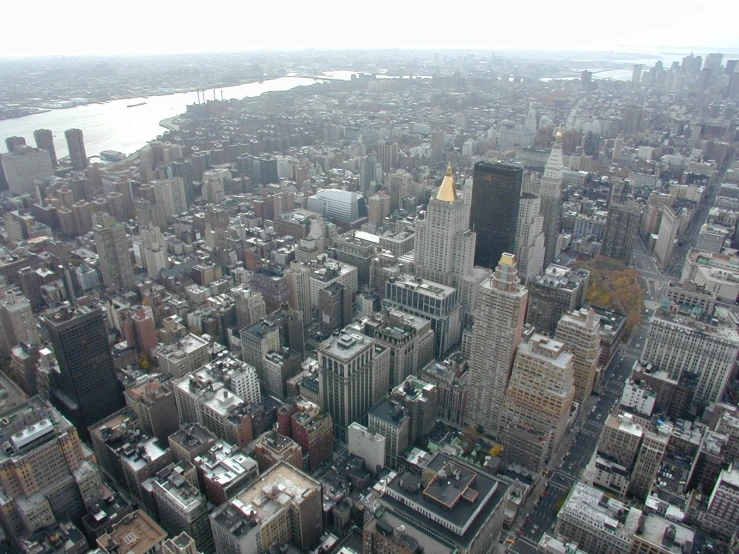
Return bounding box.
[540,131,565,266]
[641,308,739,402]
[515,192,546,284]
[232,285,266,331]
[654,206,686,269]
[284,261,312,325]
[93,215,135,291]
[415,163,476,287]
[524,104,538,134]
[1,147,54,197]
[465,254,528,439]
[307,189,362,224]
[152,178,187,221]
[0,291,39,353]
[503,334,575,457]
[555,308,601,402]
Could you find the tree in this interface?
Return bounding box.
[576,256,645,337]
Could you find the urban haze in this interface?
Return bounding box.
[0,39,737,554]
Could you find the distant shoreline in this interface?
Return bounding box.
[0,76,271,122]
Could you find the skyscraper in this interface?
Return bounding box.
[555,308,601,402]
[65,128,89,170]
[359,154,376,195]
[42,303,125,439]
[171,160,194,207]
[515,192,546,284]
[33,129,57,167]
[470,162,523,269]
[5,136,26,152]
[415,163,476,287]
[0,147,54,196]
[654,206,685,269]
[152,177,187,220]
[317,331,389,442]
[0,395,104,541]
[93,215,135,291]
[641,308,739,403]
[377,140,398,172]
[503,334,575,457]
[526,264,590,337]
[0,290,39,355]
[466,254,528,439]
[540,131,565,266]
[602,201,641,263]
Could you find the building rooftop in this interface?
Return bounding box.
[519,335,572,371]
[151,464,206,511]
[366,509,453,553]
[636,513,695,554]
[387,274,456,299]
[369,399,409,426]
[605,412,644,438]
[539,533,588,554]
[0,369,30,411]
[532,264,589,291]
[121,437,169,472]
[559,483,642,544]
[255,429,299,454]
[211,461,320,539]
[319,331,374,361]
[196,443,257,486]
[97,511,166,554]
[0,397,71,463]
[383,452,506,543]
[158,333,209,359]
[650,308,739,343]
[169,423,217,454]
[242,317,279,340]
[20,520,88,554]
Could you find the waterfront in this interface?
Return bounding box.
[0,76,324,161]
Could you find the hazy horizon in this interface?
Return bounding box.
[2,0,737,58]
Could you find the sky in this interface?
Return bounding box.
[1,0,737,57]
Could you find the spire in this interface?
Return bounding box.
[436,162,458,202]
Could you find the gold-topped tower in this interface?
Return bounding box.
[436,162,458,202]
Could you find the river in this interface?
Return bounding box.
[0,76,326,161]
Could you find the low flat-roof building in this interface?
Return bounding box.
[381,452,508,554]
[556,482,642,554]
[209,461,323,554]
[97,511,167,554]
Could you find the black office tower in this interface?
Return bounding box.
[42,304,124,440]
[470,162,523,269]
[172,159,194,207]
[65,128,89,170]
[34,129,58,167]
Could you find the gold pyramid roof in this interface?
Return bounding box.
[437,162,458,202]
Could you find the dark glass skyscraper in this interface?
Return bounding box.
[33,129,58,167]
[470,162,523,269]
[65,128,89,170]
[42,303,124,440]
[171,159,194,207]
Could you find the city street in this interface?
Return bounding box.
[507,347,635,554]
[662,181,719,278]
[507,182,721,553]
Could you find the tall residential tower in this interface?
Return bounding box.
[540,131,564,266]
[466,254,528,439]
